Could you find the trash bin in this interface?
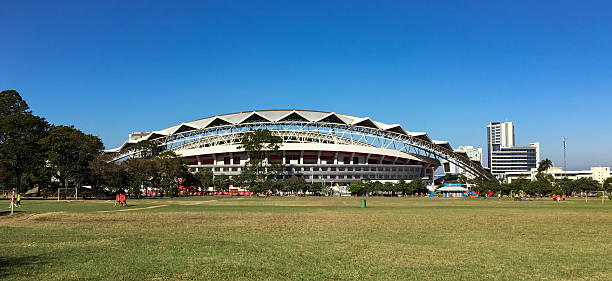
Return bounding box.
[360,199,366,208]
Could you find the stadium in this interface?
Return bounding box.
[105,110,494,184]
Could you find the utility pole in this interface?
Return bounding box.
[563,136,567,178]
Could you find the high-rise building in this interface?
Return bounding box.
[487,122,514,168]
[487,122,539,177]
[449,146,483,177]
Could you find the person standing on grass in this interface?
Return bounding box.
[115,193,120,207]
[16,193,21,207]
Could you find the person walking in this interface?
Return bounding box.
[119,193,126,207]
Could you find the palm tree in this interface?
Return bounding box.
[537,158,553,173]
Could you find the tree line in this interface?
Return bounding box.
[469,159,612,196]
[471,177,611,196]
[0,90,103,194]
[348,178,428,196]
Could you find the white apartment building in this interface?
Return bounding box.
[487,122,539,176]
[449,146,483,177]
[507,166,611,184]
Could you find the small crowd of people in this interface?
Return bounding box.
[115,192,128,207]
[552,193,566,202]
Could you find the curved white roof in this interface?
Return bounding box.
[106,110,453,154]
[157,109,433,138]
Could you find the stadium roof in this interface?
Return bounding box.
[142,109,436,142]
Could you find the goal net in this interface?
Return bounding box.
[57,187,78,200]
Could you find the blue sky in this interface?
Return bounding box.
[1,0,611,170]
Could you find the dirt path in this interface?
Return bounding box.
[176,200,217,206]
[97,205,168,213]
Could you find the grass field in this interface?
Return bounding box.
[1,197,611,280]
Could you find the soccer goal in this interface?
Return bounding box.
[57,187,78,200]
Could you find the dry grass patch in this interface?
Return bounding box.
[0,197,610,280]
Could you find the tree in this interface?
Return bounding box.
[0,90,30,116]
[361,178,375,196]
[383,182,395,196]
[238,130,283,185]
[308,182,323,195]
[285,176,306,195]
[133,140,162,158]
[0,113,50,192]
[603,177,612,193]
[153,151,187,197]
[40,125,103,190]
[409,178,428,195]
[213,175,231,192]
[525,178,552,196]
[1,90,107,195]
[471,178,500,196]
[527,173,554,195]
[348,182,364,195]
[395,179,408,196]
[555,178,577,195]
[0,161,8,189]
[250,179,276,195]
[124,158,156,196]
[574,178,600,194]
[537,158,553,173]
[194,169,214,193]
[508,177,529,194]
[499,183,513,196]
[90,154,128,192]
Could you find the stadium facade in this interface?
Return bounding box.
[106,110,495,184]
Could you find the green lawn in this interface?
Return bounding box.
[1,197,611,280]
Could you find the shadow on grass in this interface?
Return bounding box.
[0,255,49,278]
[0,210,25,216]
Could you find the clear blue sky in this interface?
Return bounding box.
[1,0,611,170]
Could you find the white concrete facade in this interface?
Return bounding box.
[448,146,483,177]
[507,166,611,184]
